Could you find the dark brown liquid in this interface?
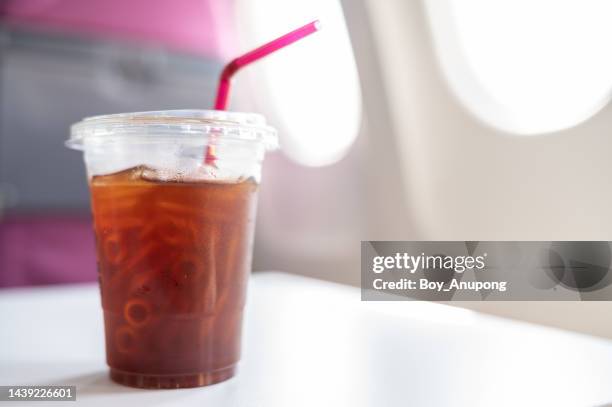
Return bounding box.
[90,166,258,388]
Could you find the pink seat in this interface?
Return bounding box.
[0,216,97,287]
[1,0,232,57]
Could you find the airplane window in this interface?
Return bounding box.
[235,0,361,166]
[426,0,612,134]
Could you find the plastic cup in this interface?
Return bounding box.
[67,110,277,388]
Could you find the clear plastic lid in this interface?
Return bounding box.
[67,109,278,150]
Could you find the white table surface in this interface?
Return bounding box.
[1,271,612,407]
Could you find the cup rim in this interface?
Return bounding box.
[67,109,278,151]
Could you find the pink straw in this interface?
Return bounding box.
[205,20,321,165]
[214,20,321,110]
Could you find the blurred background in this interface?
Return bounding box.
[2,0,612,338]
